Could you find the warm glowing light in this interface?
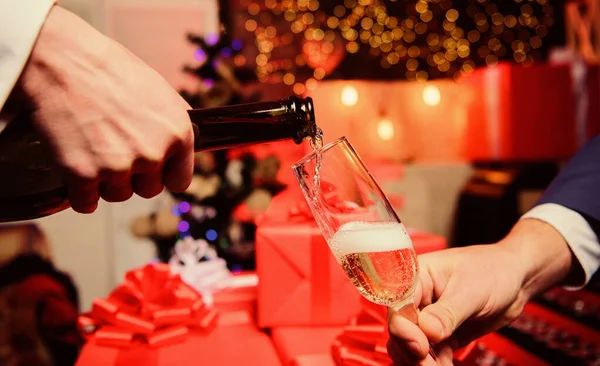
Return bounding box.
[283,73,295,85]
[422,85,441,106]
[293,83,306,95]
[243,0,552,84]
[305,78,318,91]
[248,3,260,15]
[346,41,359,53]
[377,118,395,141]
[233,55,246,67]
[313,68,326,80]
[245,19,258,32]
[341,85,358,106]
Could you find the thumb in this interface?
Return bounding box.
[418,293,473,345]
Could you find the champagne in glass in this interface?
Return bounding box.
[293,137,439,363]
[331,221,418,308]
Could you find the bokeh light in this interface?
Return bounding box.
[243,0,555,84]
[377,118,395,141]
[341,85,359,106]
[423,85,441,106]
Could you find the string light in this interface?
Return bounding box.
[178,220,190,234]
[206,229,218,241]
[179,201,191,214]
[243,0,554,83]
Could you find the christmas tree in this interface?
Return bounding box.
[179,4,261,109]
[131,4,287,271]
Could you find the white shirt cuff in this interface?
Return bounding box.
[522,203,600,289]
[0,0,57,112]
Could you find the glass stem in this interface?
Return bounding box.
[393,301,440,364]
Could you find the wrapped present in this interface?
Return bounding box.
[549,48,600,151]
[76,264,281,366]
[461,62,589,161]
[217,308,255,327]
[331,298,477,366]
[77,323,282,366]
[271,326,344,365]
[256,188,362,328]
[75,263,219,365]
[291,354,336,366]
[257,185,446,328]
[213,271,258,319]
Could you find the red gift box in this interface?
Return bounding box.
[291,354,336,366]
[213,272,259,326]
[256,186,447,328]
[75,264,281,366]
[271,327,343,365]
[77,324,282,366]
[213,272,258,314]
[256,189,362,328]
[461,62,589,161]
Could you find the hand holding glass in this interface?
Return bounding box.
[292,137,438,363]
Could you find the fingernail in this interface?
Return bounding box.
[407,341,423,356]
[420,312,444,339]
[75,203,98,214]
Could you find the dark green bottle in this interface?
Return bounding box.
[0,96,317,222]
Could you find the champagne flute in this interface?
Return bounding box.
[292,136,439,363]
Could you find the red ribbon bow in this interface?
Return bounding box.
[331,301,393,366]
[77,263,218,348]
[331,300,477,365]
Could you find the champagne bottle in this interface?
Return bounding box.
[0,96,317,222]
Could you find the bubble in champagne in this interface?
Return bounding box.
[330,221,418,306]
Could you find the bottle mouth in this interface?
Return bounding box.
[303,96,316,123]
[291,96,317,144]
[283,96,317,144]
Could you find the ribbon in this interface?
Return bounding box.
[331,320,393,366]
[77,263,219,348]
[331,300,477,365]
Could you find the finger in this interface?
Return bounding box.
[388,309,430,360]
[66,177,99,214]
[132,162,164,199]
[163,127,194,193]
[417,282,478,344]
[387,337,441,366]
[99,170,134,202]
[387,337,412,366]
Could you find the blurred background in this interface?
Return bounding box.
[1,0,599,364]
[20,0,592,309]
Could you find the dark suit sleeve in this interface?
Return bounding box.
[538,135,600,223]
[527,135,600,286]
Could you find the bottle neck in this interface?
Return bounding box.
[188,96,317,151]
